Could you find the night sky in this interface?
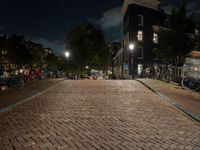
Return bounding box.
[0,0,200,55]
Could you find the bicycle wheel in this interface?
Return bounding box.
[195,83,200,92]
[12,76,25,89]
[181,77,199,91]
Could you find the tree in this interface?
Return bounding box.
[0,35,8,65]
[45,53,58,68]
[7,34,32,66]
[158,0,195,65]
[67,22,108,71]
[194,24,200,50]
[27,41,44,66]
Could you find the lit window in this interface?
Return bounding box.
[137,30,143,41]
[195,29,199,35]
[153,33,158,44]
[138,15,143,26]
[2,50,7,55]
[138,46,143,59]
[138,64,143,75]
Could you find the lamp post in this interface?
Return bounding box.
[65,51,70,79]
[65,51,70,60]
[129,43,135,79]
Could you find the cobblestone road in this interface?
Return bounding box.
[0,80,200,150]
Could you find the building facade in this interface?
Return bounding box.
[121,0,165,78]
[0,35,12,70]
[106,42,121,77]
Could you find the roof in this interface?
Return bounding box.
[122,0,160,15]
[186,51,200,59]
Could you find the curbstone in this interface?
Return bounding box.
[135,79,200,122]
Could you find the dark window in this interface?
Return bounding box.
[138,46,143,59]
[153,48,158,60]
[138,15,143,26]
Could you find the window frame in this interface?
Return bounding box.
[137,30,143,42]
[138,15,144,27]
[153,48,159,60]
[153,33,158,44]
[137,46,144,59]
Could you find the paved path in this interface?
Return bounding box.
[137,79,200,117]
[0,80,200,150]
[0,79,64,110]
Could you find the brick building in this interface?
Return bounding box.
[120,0,165,78]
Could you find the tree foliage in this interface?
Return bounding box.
[0,34,63,71]
[194,24,200,50]
[67,22,108,71]
[27,41,44,65]
[158,0,196,64]
[7,35,32,66]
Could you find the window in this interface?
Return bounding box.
[138,64,143,75]
[153,48,158,60]
[138,15,143,26]
[138,46,143,59]
[195,29,199,35]
[153,33,158,44]
[137,30,143,42]
[2,50,7,55]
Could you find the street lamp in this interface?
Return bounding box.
[129,43,135,51]
[129,43,135,79]
[85,66,89,69]
[65,51,70,79]
[65,51,70,59]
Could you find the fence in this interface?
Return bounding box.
[171,66,183,83]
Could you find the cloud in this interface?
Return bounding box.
[98,7,123,30]
[161,5,175,14]
[30,38,66,56]
[89,7,123,42]
[160,0,200,21]
[160,0,200,12]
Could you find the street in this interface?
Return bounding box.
[0,80,200,150]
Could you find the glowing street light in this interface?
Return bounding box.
[65,51,70,59]
[129,43,135,51]
[129,43,135,79]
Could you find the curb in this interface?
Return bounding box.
[136,79,200,122]
[0,79,69,114]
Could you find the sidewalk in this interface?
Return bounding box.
[0,79,64,112]
[137,78,200,121]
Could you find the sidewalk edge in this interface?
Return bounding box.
[0,80,69,114]
[135,79,200,122]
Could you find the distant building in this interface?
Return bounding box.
[0,35,9,69]
[120,0,165,78]
[0,35,54,69]
[106,42,121,76]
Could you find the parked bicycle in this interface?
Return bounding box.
[160,65,173,83]
[0,75,25,90]
[181,65,200,91]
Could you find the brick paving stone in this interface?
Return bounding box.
[137,78,200,116]
[0,80,200,150]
